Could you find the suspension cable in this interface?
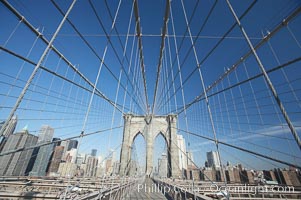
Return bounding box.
[176,4,301,115]
[0,0,77,137]
[175,127,301,169]
[226,0,301,150]
[151,0,170,115]
[133,0,149,113]
[0,0,126,114]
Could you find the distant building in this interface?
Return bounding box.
[60,140,69,160]
[112,161,120,175]
[61,140,78,161]
[76,153,86,165]
[67,140,78,151]
[30,144,54,176]
[158,153,168,178]
[85,156,98,177]
[47,146,64,176]
[0,129,38,176]
[37,125,54,143]
[0,116,17,152]
[206,151,220,169]
[105,158,113,175]
[91,149,97,157]
[177,135,187,171]
[96,155,105,177]
[0,121,4,130]
[0,115,17,138]
[65,148,77,163]
[187,151,195,167]
[29,125,54,176]
[58,162,77,177]
[128,160,138,176]
[52,137,61,146]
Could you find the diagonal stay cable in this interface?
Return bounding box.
[0,45,129,112]
[175,5,301,115]
[175,127,301,169]
[177,56,301,115]
[159,0,256,111]
[226,0,301,150]
[0,0,126,114]
[156,0,202,111]
[50,0,145,114]
[0,0,77,137]
[151,0,170,115]
[89,0,147,112]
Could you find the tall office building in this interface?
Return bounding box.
[158,153,168,178]
[30,125,54,176]
[91,149,97,157]
[187,151,195,166]
[0,121,6,153]
[65,148,77,163]
[177,134,187,170]
[0,129,38,176]
[85,156,98,177]
[0,115,17,138]
[37,125,54,143]
[48,146,65,176]
[61,140,78,161]
[96,155,104,177]
[0,121,4,131]
[76,153,87,165]
[206,151,221,169]
[30,144,54,176]
[60,140,69,161]
[67,140,78,150]
[58,162,77,176]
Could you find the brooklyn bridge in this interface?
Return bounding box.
[0,0,301,199]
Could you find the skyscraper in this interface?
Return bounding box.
[60,140,69,161]
[0,121,4,131]
[37,125,54,143]
[30,125,54,176]
[0,115,17,138]
[0,129,38,176]
[76,153,86,165]
[67,140,78,150]
[187,151,195,167]
[48,146,65,176]
[65,148,77,163]
[85,155,98,177]
[91,149,97,157]
[177,134,187,170]
[158,153,168,178]
[206,151,221,169]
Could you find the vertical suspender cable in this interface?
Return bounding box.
[170,1,191,180]
[133,0,149,114]
[180,0,229,198]
[151,0,170,114]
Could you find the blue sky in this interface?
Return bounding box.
[0,0,301,171]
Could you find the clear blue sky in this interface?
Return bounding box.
[0,0,301,171]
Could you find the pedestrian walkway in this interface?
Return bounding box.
[124,178,167,200]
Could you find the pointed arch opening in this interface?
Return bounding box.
[128,132,146,176]
[153,132,169,178]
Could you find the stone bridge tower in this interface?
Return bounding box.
[119,114,181,178]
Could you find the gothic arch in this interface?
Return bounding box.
[119,114,181,178]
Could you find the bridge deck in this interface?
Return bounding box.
[124,178,168,200]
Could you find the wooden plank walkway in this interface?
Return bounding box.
[124,178,168,200]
